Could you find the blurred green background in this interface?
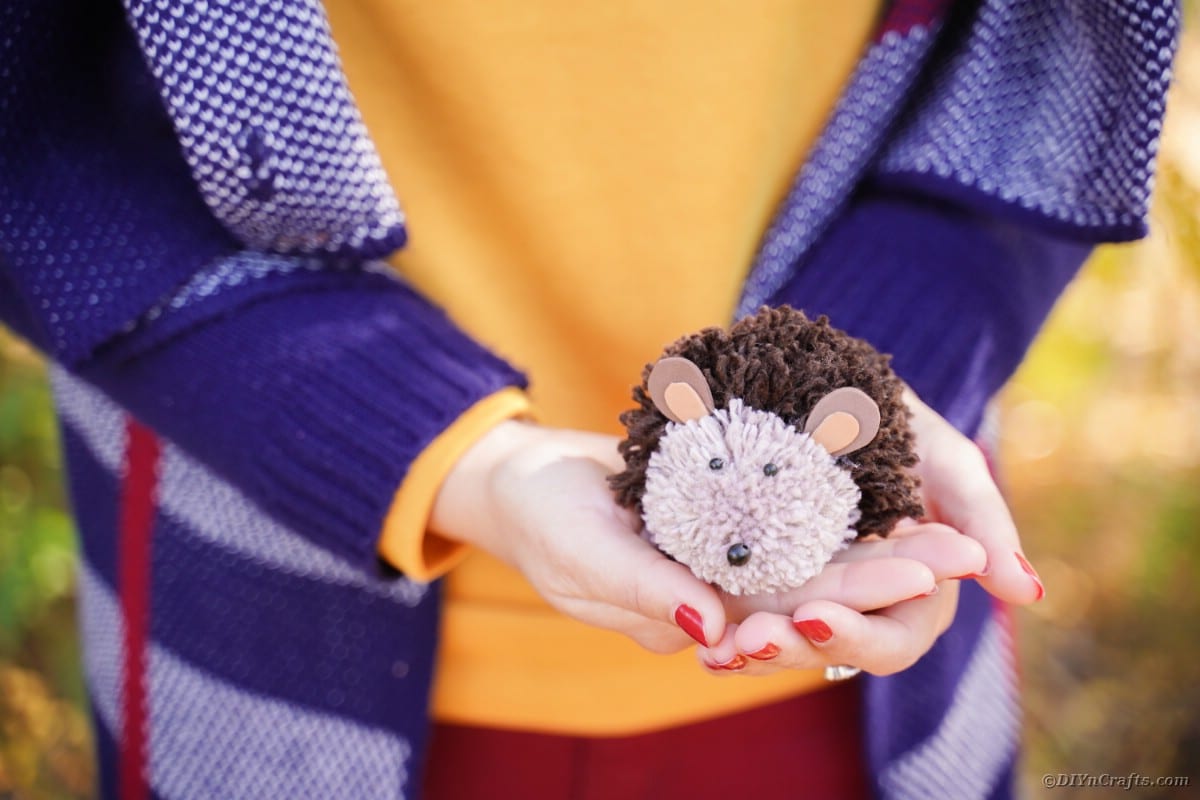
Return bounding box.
[1006,14,1200,797]
[0,334,92,796]
[2,11,1199,800]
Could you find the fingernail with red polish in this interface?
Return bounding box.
[793,618,833,644]
[910,584,939,600]
[719,655,747,671]
[1014,552,1045,601]
[956,559,992,580]
[675,604,708,646]
[702,654,745,671]
[747,643,781,661]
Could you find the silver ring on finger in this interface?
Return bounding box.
[824,664,862,682]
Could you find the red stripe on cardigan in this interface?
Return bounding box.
[118,418,161,800]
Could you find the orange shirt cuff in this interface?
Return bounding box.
[377,387,532,581]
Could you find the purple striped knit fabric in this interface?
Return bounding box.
[0,0,1180,797]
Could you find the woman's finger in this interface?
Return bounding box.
[697,613,821,675]
[906,390,1044,605]
[566,519,729,647]
[871,579,960,642]
[919,442,1043,604]
[498,454,729,648]
[554,596,697,654]
[787,597,946,676]
[724,556,935,619]
[696,624,747,672]
[699,579,962,677]
[828,522,988,579]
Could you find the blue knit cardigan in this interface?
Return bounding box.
[0,0,1180,797]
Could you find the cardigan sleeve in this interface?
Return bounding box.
[767,184,1094,436]
[0,0,527,573]
[760,0,1180,434]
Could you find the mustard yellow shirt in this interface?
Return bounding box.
[324,0,883,734]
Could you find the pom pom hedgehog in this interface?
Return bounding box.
[609,306,924,596]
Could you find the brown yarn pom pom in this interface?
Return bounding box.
[608,306,923,538]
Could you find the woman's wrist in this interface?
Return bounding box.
[428,418,547,558]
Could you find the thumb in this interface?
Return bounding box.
[524,454,727,646]
[589,516,727,647]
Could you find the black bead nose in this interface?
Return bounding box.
[727,543,751,567]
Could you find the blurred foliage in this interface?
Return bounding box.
[1,9,1199,800]
[0,334,93,799]
[1005,17,1200,800]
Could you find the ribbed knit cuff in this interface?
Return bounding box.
[378,387,532,581]
[83,269,528,571]
[767,188,1091,435]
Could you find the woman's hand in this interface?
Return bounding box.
[696,390,1043,675]
[904,388,1044,604]
[432,386,1043,673]
[695,523,976,675]
[430,420,730,652]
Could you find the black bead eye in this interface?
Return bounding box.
[709,458,724,471]
[763,463,779,477]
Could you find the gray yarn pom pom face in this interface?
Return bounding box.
[642,399,861,596]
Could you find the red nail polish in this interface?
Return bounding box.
[954,560,991,580]
[1014,552,1045,601]
[674,604,708,646]
[793,618,833,643]
[747,643,781,661]
[702,654,744,671]
[909,584,939,600]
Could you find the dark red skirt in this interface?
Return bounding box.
[424,679,870,800]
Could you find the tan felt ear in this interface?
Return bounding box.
[648,357,715,423]
[662,382,710,423]
[803,387,881,456]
